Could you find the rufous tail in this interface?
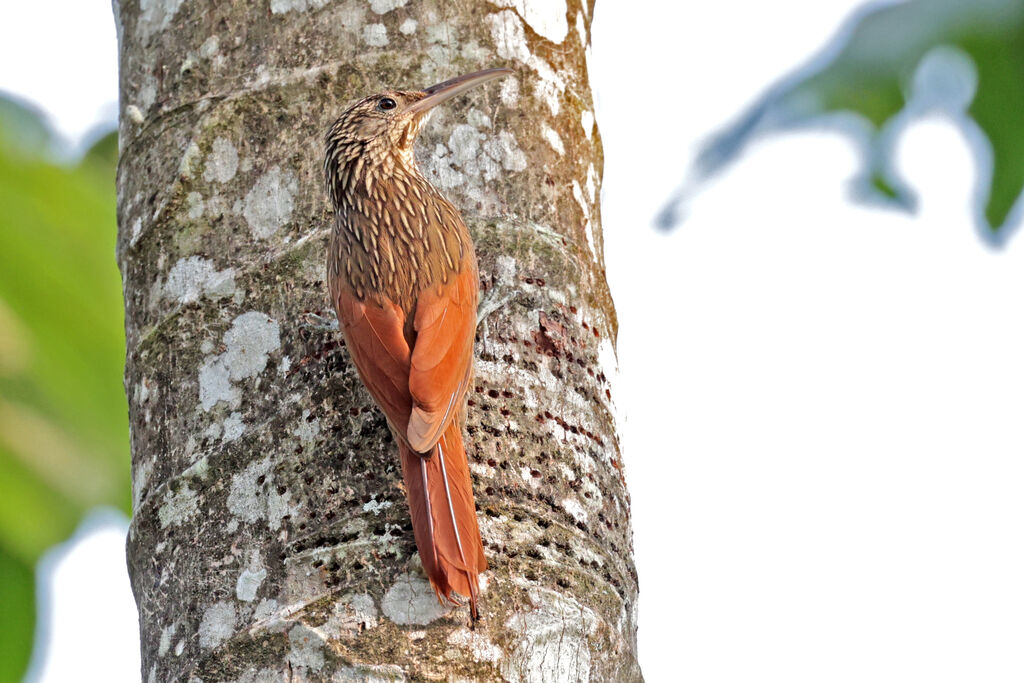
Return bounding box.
[399,421,487,619]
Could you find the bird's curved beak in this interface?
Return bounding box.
[406,68,514,115]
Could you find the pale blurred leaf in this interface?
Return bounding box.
[664,0,1024,244]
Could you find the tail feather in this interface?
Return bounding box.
[399,422,486,618]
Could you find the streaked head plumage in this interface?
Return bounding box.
[324,68,514,207]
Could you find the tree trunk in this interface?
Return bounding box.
[116,1,640,680]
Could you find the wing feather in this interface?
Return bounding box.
[334,290,413,435]
[407,267,477,452]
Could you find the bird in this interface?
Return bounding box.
[323,68,512,620]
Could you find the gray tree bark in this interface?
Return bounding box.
[116,1,640,680]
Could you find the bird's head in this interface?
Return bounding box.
[325,68,512,186]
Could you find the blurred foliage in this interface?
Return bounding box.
[0,550,33,683]
[0,95,126,682]
[664,0,1024,244]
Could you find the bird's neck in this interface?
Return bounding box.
[328,140,424,208]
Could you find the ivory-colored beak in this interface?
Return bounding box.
[406,68,514,115]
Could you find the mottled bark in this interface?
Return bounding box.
[116,1,639,681]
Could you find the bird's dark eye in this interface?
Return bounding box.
[378,97,397,111]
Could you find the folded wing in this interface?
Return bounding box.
[407,266,478,452]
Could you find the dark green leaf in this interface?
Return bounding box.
[0,546,35,683]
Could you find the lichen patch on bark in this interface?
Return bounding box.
[198,312,281,411]
[502,587,598,683]
[203,137,240,184]
[381,573,450,625]
[163,256,236,305]
[243,167,299,240]
[198,601,237,650]
[270,0,330,14]
[157,482,199,528]
[236,552,269,602]
[487,0,569,44]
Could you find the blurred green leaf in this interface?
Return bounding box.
[80,130,119,177]
[0,96,125,682]
[667,0,1024,244]
[0,547,34,683]
[0,443,82,565]
[0,95,52,159]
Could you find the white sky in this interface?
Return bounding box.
[596,1,1024,680]
[25,511,139,682]
[8,1,1024,681]
[0,0,118,147]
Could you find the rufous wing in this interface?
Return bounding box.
[407,267,478,452]
[333,290,413,436]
